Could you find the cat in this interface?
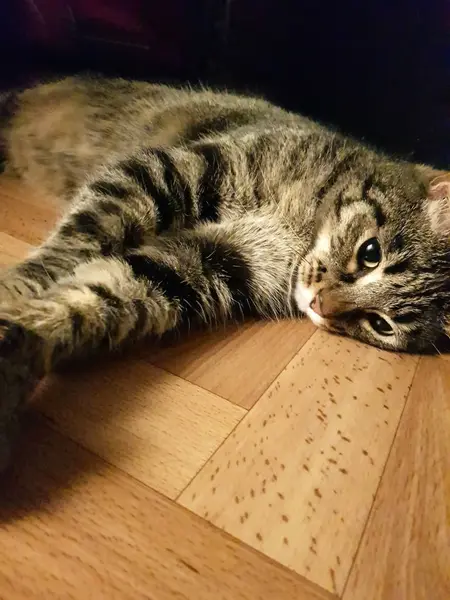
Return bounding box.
[0,76,449,469]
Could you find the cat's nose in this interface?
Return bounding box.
[312,289,357,317]
[310,292,324,317]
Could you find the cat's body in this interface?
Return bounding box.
[2,78,309,200]
[0,76,449,468]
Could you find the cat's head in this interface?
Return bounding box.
[294,158,450,352]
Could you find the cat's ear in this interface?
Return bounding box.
[418,166,450,237]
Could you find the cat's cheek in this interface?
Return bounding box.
[294,282,314,313]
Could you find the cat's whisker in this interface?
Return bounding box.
[432,342,442,356]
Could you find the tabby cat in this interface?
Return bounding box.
[0,76,449,468]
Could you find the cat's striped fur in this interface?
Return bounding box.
[0,76,449,468]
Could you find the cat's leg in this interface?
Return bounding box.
[0,215,296,468]
[0,144,208,304]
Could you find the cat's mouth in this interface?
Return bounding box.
[294,281,330,329]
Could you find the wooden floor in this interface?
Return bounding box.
[0,177,448,600]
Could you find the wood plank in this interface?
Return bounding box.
[34,358,245,498]
[0,414,337,600]
[0,232,32,266]
[0,175,60,209]
[179,331,418,594]
[343,356,450,600]
[152,320,315,408]
[0,176,58,245]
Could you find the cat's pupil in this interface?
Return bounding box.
[357,238,381,269]
[367,313,394,336]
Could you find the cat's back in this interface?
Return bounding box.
[2,76,305,199]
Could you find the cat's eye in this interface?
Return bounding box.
[366,313,394,336]
[357,238,381,269]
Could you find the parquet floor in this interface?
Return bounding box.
[0,177,448,600]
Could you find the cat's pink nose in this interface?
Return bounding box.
[310,293,324,317]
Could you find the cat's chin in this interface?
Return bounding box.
[304,306,328,329]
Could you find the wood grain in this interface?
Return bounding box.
[152,319,315,408]
[0,176,58,245]
[34,359,245,498]
[0,415,336,600]
[0,232,32,266]
[343,356,450,600]
[179,331,418,594]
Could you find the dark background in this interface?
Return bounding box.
[1,0,449,166]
